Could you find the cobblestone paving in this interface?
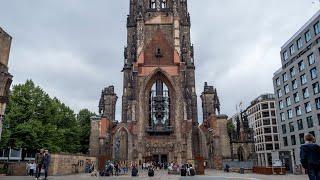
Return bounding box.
[1,170,308,180]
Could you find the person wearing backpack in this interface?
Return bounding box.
[131,166,138,177]
[189,164,195,176]
[300,133,320,180]
[148,166,154,177]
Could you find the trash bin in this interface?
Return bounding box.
[240,168,244,174]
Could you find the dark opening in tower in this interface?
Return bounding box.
[147,79,173,135]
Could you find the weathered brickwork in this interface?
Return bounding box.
[0,27,13,141]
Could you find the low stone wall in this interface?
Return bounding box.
[0,153,97,176]
[49,153,96,176]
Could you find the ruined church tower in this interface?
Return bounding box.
[120,0,199,164]
[90,0,212,168]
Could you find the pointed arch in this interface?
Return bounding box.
[143,68,176,135]
[144,68,176,95]
[113,126,131,162]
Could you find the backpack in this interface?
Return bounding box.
[132,167,138,176]
[190,168,195,176]
[148,169,154,177]
[181,168,187,176]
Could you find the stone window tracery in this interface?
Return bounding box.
[161,0,167,9]
[150,0,156,9]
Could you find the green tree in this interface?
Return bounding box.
[77,109,95,154]
[0,80,91,153]
[227,119,235,137]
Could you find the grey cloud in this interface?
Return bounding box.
[0,0,319,121]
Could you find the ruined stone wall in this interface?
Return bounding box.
[89,118,100,157]
[0,27,11,67]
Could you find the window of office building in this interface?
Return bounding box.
[272,118,277,125]
[276,78,281,86]
[310,67,317,79]
[279,100,284,110]
[290,67,296,78]
[299,61,305,71]
[296,106,302,116]
[262,103,269,109]
[283,73,288,82]
[299,133,305,144]
[318,114,320,126]
[280,112,286,122]
[290,45,295,55]
[288,109,293,119]
[315,22,320,35]
[305,30,312,42]
[294,93,300,103]
[278,89,282,98]
[305,102,312,113]
[297,38,303,49]
[283,51,288,61]
[316,97,320,110]
[303,88,310,99]
[270,102,275,108]
[283,137,288,146]
[301,74,307,85]
[308,53,315,65]
[263,119,271,126]
[291,135,297,145]
[313,82,320,94]
[273,127,278,133]
[307,116,314,128]
[262,111,270,118]
[289,122,295,132]
[292,80,298,90]
[297,119,304,130]
[309,131,315,137]
[266,144,274,151]
[285,85,290,94]
[282,124,287,134]
[286,97,292,106]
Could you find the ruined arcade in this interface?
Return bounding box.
[90,0,231,170]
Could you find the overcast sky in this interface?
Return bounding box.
[0,0,319,121]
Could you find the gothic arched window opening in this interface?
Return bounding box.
[150,0,156,9]
[147,79,172,135]
[161,0,167,9]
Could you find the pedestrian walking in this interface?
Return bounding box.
[300,133,320,180]
[114,162,119,176]
[35,149,44,180]
[43,149,51,180]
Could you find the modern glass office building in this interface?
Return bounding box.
[273,10,320,168]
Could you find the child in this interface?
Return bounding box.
[29,161,36,176]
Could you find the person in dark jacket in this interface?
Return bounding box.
[43,150,51,180]
[35,149,44,180]
[300,134,320,180]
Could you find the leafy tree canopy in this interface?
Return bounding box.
[0,80,95,154]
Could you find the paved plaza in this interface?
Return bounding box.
[1,170,307,180]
